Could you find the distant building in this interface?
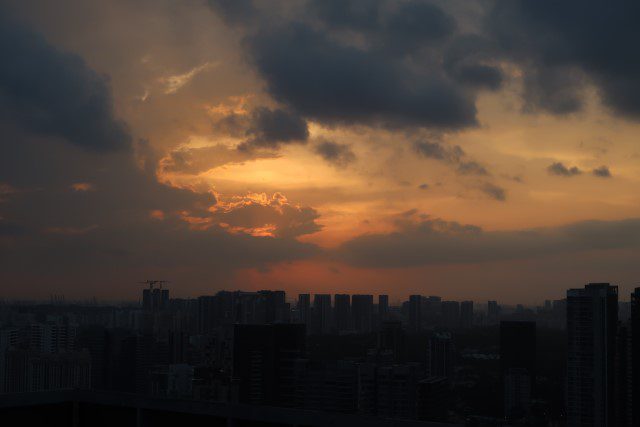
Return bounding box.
[378,295,389,322]
[297,294,311,327]
[408,295,422,334]
[232,323,306,407]
[352,295,373,334]
[487,300,500,324]
[460,301,474,329]
[426,332,454,381]
[441,301,460,330]
[500,321,536,420]
[313,294,332,335]
[334,294,351,332]
[566,283,618,427]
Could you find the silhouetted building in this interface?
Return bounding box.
[313,294,332,335]
[500,321,536,420]
[567,283,618,427]
[426,332,454,381]
[417,376,449,422]
[352,295,373,334]
[232,323,306,407]
[488,300,500,324]
[441,301,460,330]
[408,295,422,334]
[378,295,389,322]
[334,294,351,332]
[460,301,473,329]
[378,321,405,362]
[630,287,640,427]
[297,294,311,327]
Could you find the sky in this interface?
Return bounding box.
[1,0,639,303]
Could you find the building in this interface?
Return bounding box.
[378,295,389,323]
[566,283,618,427]
[441,301,460,330]
[232,323,306,407]
[460,301,474,329]
[352,295,374,334]
[630,287,640,427]
[297,294,311,327]
[334,294,351,332]
[408,295,422,334]
[500,321,536,420]
[312,294,332,335]
[426,332,454,381]
[487,301,500,324]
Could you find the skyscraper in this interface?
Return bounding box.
[313,294,332,335]
[500,321,536,420]
[441,301,460,330]
[352,295,373,334]
[334,294,351,332]
[460,301,474,329]
[298,293,311,326]
[378,295,389,322]
[426,331,454,380]
[630,287,640,427]
[487,300,500,324]
[566,283,618,427]
[408,295,422,334]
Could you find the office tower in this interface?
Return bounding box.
[441,301,460,330]
[298,294,311,326]
[232,323,306,407]
[352,295,374,334]
[408,295,422,333]
[426,332,454,380]
[334,294,351,332]
[567,283,618,427]
[378,295,389,321]
[631,288,640,427]
[313,294,332,335]
[488,300,500,324]
[460,301,474,329]
[500,321,536,420]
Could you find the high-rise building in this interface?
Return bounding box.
[313,294,332,335]
[460,301,474,329]
[630,287,640,427]
[334,294,351,332]
[441,301,460,330]
[297,294,311,326]
[500,321,536,420]
[408,295,422,334]
[378,295,389,322]
[378,321,405,362]
[232,323,306,407]
[566,283,618,427]
[352,295,374,334]
[488,300,500,324]
[426,331,454,380]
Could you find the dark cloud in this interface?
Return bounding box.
[314,141,356,167]
[0,14,130,151]
[247,24,477,129]
[161,144,278,175]
[238,107,309,151]
[338,212,640,268]
[487,0,640,118]
[592,165,612,178]
[418,183,429,190]
[547,162,582,177]
[481,182,506,201]
[206,0,257,25]
[414,140,488,176]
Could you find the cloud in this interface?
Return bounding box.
[481,182,506,201]
[418,183,429,190]
[238,107,309,150]
[247,24,477,129]
[338,211,640,268]
[592,165,612,178]
[487,1,640,119]
[314,140,356,167]
[160,144,278,175]
[159,62,217,95]
[414,140,488,176]
[0,14,130,151]
[547,162,582,177]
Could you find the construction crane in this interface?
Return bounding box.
[139,280,170,290]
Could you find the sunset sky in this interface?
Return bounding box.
[1,0,640,303]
